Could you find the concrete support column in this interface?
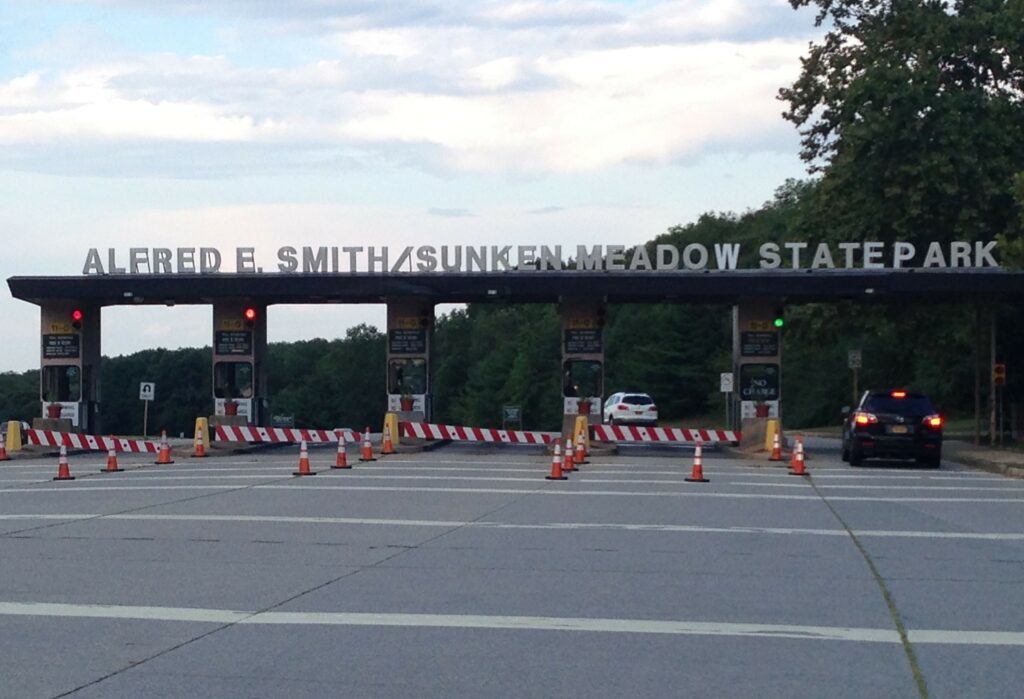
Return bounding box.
[212,301,268,426]
[386,297,434,421]
[733,297,783,449]
[559,297,605,436]
[39,303,101,433]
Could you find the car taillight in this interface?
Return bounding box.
[854,412,878,426]
[891,390,907,399]
[923,414,943,429]
[649,405,657,411]
[616,405,629,410]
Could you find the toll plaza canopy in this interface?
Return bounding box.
[8,268,1024,306]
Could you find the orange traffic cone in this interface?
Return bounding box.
[333,433,351,469]
[685,440,709,483]
[101,447,123,473]
[359,427,376,462]
[155,431,174,465]
[191,425,207,458]
[562,437,576,472]
[789,438,808,476]
[53,445,75,481]
[546,442,567,480]
[0,440,9,462]
[769,431,783,461]
[381,424,396,456]
[574,433,589,465]
[293,440,316,476]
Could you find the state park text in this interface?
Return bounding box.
[82,241,999,276]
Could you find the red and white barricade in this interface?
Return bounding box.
[401,422,558,445]
[589,425,739,444]
[214,426,359,444]
[25,429,159,453]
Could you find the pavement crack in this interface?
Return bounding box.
[807,476,930,699]
[53,473,548,697]
[0,472,300,540]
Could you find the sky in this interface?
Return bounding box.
[0,0,820,372]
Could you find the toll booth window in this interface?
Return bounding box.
[41,366,81,402]
[389,358,427,395]
[563,360,602,398]
[214,361,254,399]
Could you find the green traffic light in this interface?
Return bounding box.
[774,317,784,328]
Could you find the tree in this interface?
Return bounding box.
[780,0,1024,247]
[997,172,1024,267]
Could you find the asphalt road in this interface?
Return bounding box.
[1,440,1023,698]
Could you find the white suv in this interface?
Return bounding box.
[603,393,658,426]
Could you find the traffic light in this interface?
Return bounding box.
[994,362,1007,387]
[773,307,785,328]
[70,308,84,330]
[243,307,257,328]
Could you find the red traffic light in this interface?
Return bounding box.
[71,309,84,328]
[243,307,257,326]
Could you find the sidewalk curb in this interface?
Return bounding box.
[951,453,1024,479]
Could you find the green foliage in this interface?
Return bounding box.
[0,370,39,424]
[101,347,210,436]
[265,324,386,430]
[433,305,562,429]
[605,304,730,419]
[780,0,1024,246]
[997,173,1024,268]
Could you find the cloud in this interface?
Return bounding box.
[428,207,476,217]
[0,1,816,175]
[528,206,566,214]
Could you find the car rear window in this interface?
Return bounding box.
[863,395,934,415]
[622,395,653,405]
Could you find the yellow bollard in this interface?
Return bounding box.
[382,412,401,447]
[573,415,590,453]
[5,420,23,452]
[191,417,210,458]
[764,418,781,453]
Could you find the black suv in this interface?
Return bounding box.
[842,390,943,468]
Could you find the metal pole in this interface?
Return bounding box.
[990,310,997,447]
[974,305,981,446]
[143,400,149,439]
[998,388,1005,446]
[853,367,859,407]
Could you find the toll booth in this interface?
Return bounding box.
[211,302,268,425]
[733,297,783,447]
[560,298,605,435]
[39,303,101,433]
[386,298,434,421]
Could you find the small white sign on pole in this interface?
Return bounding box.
[720,372,734,393]
[848,349,862,370]
[139,382,155,401]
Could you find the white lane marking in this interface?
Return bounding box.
[2,482,1023,503]
[0,602,246,624]
[3,512,1024,542]
[5,472,1017,494]
[255,484,1024,503]
[2,601,1024,646]
[0,462,1001,482]
[728,481,1022,492]
[0,486,239,493]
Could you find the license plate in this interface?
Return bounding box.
[890,425,909,435]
